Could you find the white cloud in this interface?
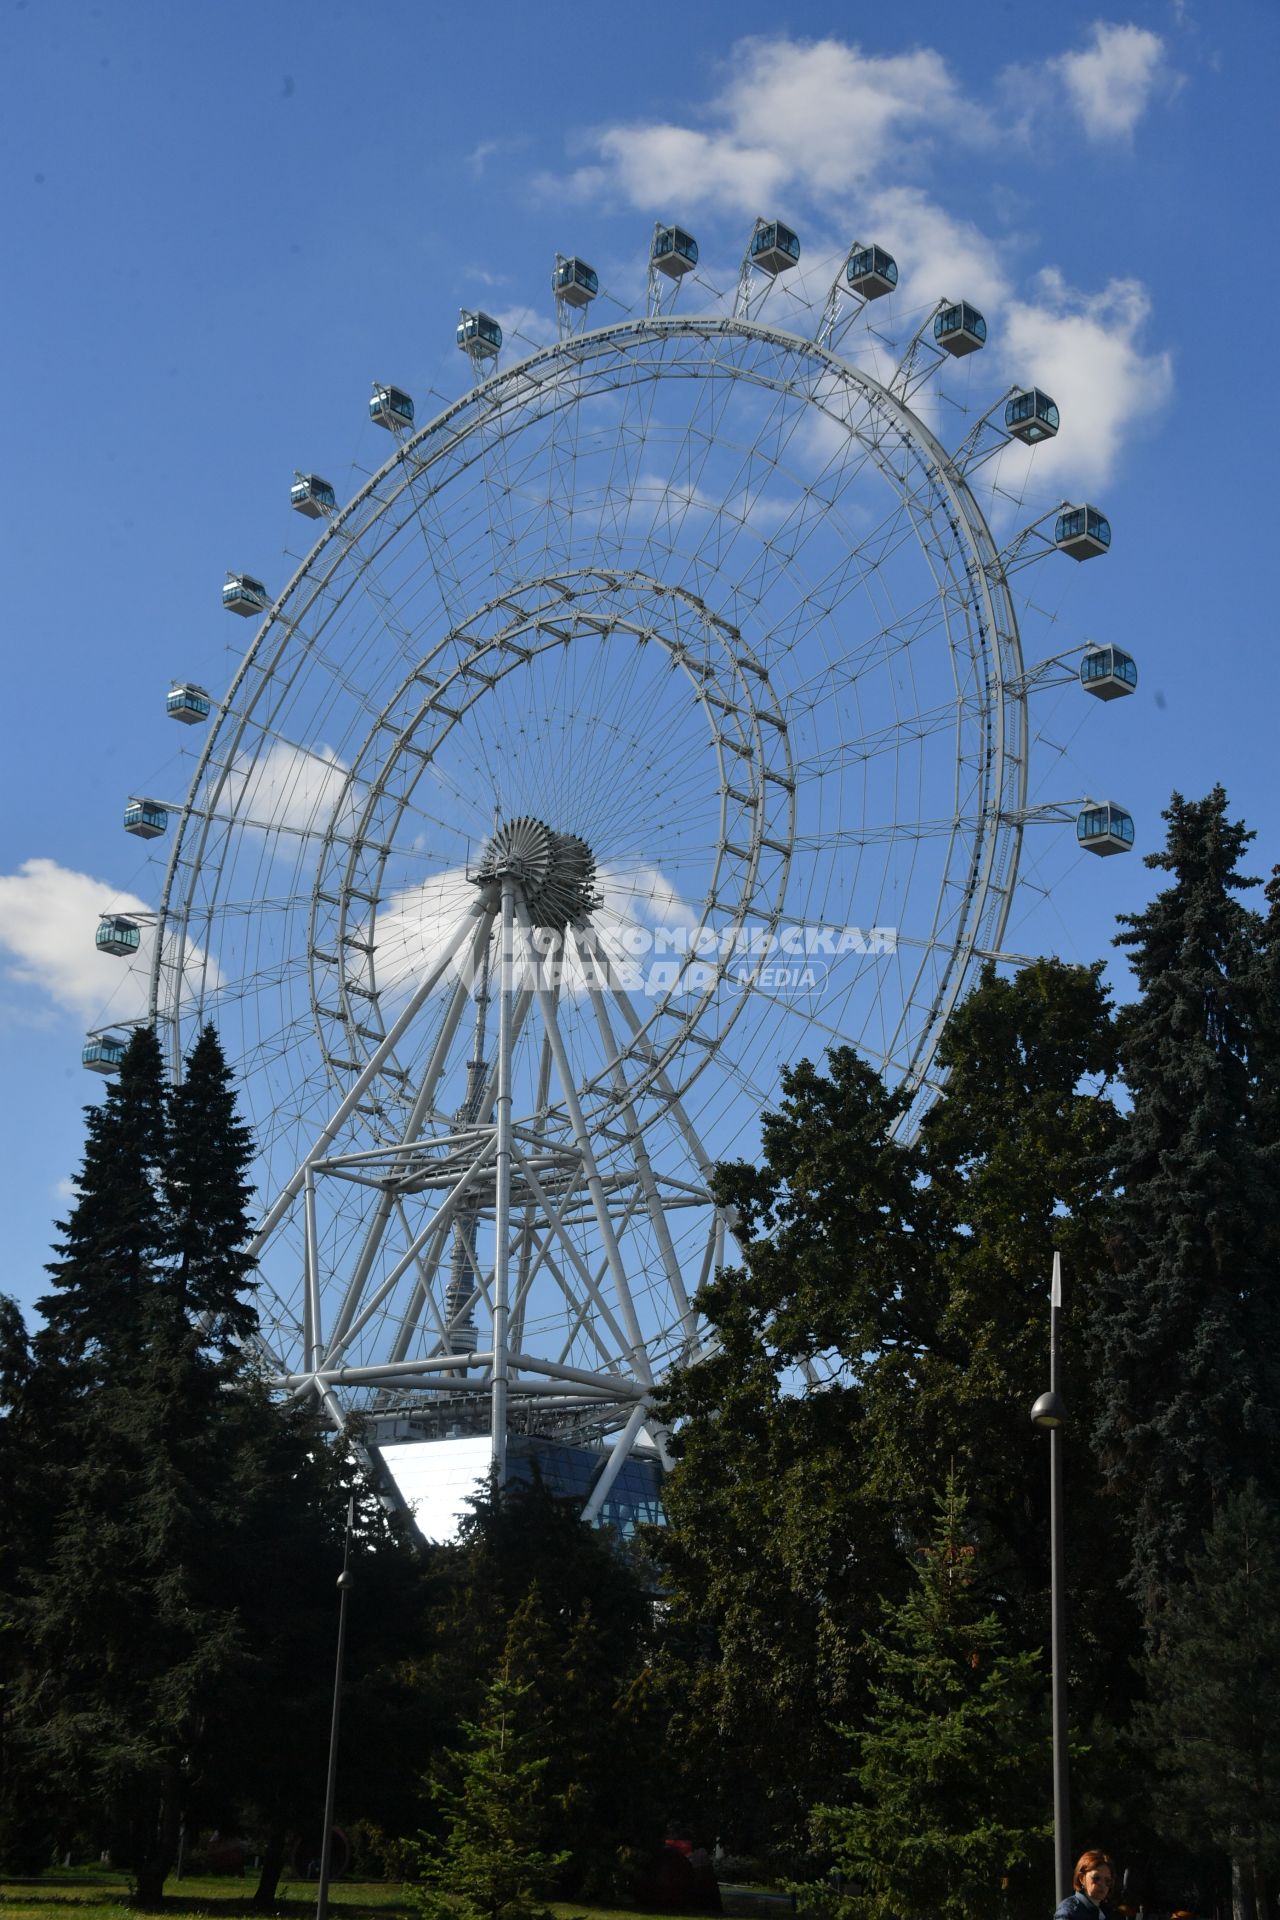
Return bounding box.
[217,741,350,837]
[1053,22,1173,139]
[0,858,223,1031]
[491,304,559,351]
[547,36,986,215]
[359,862,700,1003]
[861,187,1010,312]
[998,269,1173,490]
[0,858,152,1022]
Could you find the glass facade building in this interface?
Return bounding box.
[376,1430,666,1543]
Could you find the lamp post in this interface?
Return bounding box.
[1030,1251,1070,1904]
[316,1496,355,1920]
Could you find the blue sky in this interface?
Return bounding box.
[2,0,1276,1325]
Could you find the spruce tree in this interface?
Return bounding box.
[496,1583,644,1896]
[414,1476,656,1888]
[1137,1485,1280,1920]
[166,1023,259,1347]
[415,1643,569,1920]
[1091,789,1279,1624]
[17,1030,254,1895]
[38,1024,171,1369]
[812,1478,1049,1920]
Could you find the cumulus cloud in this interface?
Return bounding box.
[534,24,1176,491]
[0,858,222,1030]
[998,269,1173,490]
[0,858,153,1022]
[861,187,1010,312]
[1053,22,1174,140]
[547,35,986,215]
[216,740,351,838]
[358,862,699,1003]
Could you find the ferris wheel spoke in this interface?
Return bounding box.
[573,929,697,1338]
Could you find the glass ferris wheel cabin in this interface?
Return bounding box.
[1056,505,1111,560]
[290,473,337,517]
[652,225,698,278]
[83,1033,127,1074]
[96,914,141,956]
[1005,388,1060,445]
[1079,645,1138,701]
[554,257,598,307]
[1076,803,1135,856]
[935,302,987,357]
[751,221,801,275]
[457,311,502,357]
[166,682,211,724]
[222,573,268,616]
[123,798,168,840]
[370,384,414,431]
[845,244,898,299]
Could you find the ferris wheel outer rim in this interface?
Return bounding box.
[147,309,1027,1153]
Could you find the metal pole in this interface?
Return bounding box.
[1049,1253,1071,1901]
[316,1497,355,1920]
[490,877,516,1483]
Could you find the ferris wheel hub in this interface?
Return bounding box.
[472,815,601,932]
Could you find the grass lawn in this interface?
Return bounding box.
[0,1869,690,1920]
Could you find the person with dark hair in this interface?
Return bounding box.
[1055,1851,1116,1920]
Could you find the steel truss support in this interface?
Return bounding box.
[888,300,950,403]
[280,892,730,1518]
[946,387,1022,478]
[990,502,1075,580]
[814,244,873,352]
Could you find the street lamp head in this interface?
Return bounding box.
[1030,1389,1067,1431]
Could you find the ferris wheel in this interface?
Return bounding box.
[91,217,1135,1521]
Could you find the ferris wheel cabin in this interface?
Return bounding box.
[123,798,168,840]
[96,914,141,956]
[1005,388,1060,445]
[554,257,598,308]
[652,225,698,278]
[82,1034,128,1075]
[845,245,898,299]
[370,384,414,431]
[166,683,211,724]
[1080,646,1138,701]
[1076,803,1135,856]
[934,302,987,357]
[290,473,337,517]
[222,573,267,616]
[751,221,800,276]
[457,311,502,357]
[1056,505,1112,561]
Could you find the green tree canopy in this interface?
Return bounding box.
[651,962,1119,1863]
[1091,789,1280,1624]
[415,1629,569,1920]
[1137,1484,1280,1920]
[3,1025,423,1902]
[813,1477,1049,1920]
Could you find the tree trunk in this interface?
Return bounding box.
[133,1776,182,1908]
[252,1828,288,1910]
[1232,1855,1256,1920]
